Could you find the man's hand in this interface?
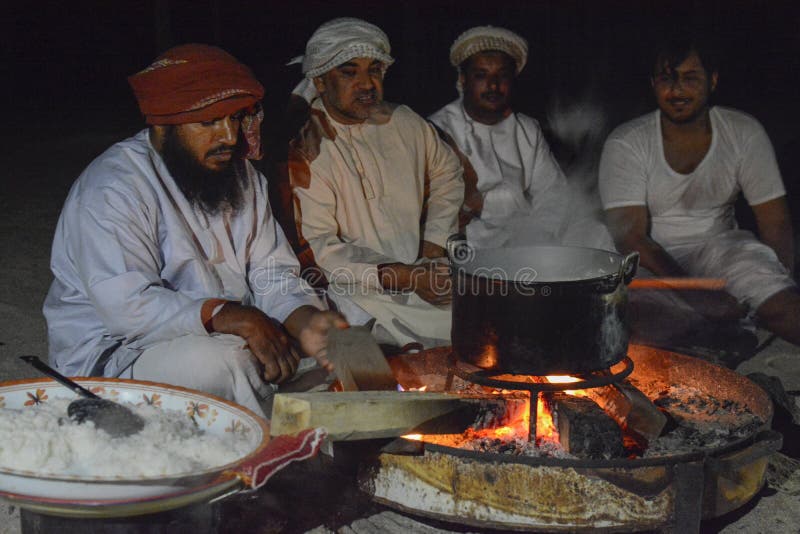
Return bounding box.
[210,303,300,383]
[420,240,447,259]
[458,190,484,229]
[289,308,348,372]
[678,290,747,323]
[379,261,452,306]
[414,262,452,306]
[283,306,348,372]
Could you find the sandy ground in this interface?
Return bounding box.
[1,127,799,533]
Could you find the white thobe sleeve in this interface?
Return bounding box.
[248,201,325,321]
[420,120,464,247]
[73,185,208,350]
[294,173,396,289]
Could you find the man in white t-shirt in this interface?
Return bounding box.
[599,35,799,347]
[428,26,571,249]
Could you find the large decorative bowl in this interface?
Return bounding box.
[0,377,271,517]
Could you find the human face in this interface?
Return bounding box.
[651,51,718,125]
[460,51,516,124]
[156,110,250,214]
[314,57,385,124]
[172,110,247,172]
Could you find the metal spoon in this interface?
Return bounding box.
[19,356,145,438]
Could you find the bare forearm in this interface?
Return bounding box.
[613,234,685,277]
[752,196,795,276]
[760,222,795,276]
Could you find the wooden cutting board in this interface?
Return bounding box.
[326,326,398,391]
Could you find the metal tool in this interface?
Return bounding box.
[20,355,145,438]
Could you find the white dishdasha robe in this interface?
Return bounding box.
[429,98,573,249]
[44,130,323,396]
[292,100,464,348]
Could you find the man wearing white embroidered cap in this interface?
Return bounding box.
[429,25,568,249]
[287,18,464,349]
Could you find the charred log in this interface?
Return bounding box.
[549,392,626,459]
[581,381,667,443]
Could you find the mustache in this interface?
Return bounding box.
[206,146,235,157]
[481,92,505,99]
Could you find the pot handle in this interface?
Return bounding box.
[618,252,640,285]
[706,429,783,476]
[446,233,474,266]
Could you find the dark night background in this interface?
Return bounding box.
[3,0,800,258]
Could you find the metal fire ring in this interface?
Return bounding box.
[453,356,634,392]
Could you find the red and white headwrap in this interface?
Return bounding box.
[128,44,265,159]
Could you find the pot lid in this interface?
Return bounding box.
[451,245,624,283]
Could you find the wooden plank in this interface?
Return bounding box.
[326,326,398,391]
[270,391,505,441]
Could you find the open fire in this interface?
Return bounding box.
[398,354,764,461]
[404,375,586,446]
[367,345,780,532]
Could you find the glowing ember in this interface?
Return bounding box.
[493,426,515,437]
[402,433,423,441]
[545,375,587,397]
[545,375,579,383]
[396,384,428,392]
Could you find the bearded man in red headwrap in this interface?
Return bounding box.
[44,44,346,419]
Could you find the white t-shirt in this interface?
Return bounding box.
[599,106,785,247]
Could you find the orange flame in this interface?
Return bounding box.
[535,393,559,444]
[535,375,586,444]
[400,374,590,448]
[545,375,588,397]
[396,384,428,392]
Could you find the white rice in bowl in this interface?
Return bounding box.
[0,397,257,478]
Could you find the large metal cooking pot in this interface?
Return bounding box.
[446,235,639,375]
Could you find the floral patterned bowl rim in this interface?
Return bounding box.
[0,377,270,508]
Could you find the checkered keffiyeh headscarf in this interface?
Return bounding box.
[288,18,394,102]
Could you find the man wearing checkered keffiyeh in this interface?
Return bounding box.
[286,18,464,350]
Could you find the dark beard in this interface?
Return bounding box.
[160,127,247,215]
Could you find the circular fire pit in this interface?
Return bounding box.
[364,345,781,532]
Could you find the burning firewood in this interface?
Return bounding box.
[547,392,626,459]
[580,381,668,443]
